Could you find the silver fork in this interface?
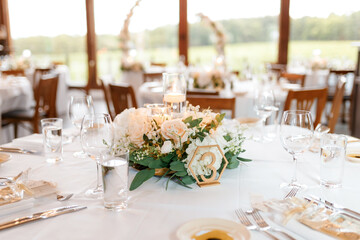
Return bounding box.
[235,209,279,240]
[250,210,296,240]
[284,187,299,199]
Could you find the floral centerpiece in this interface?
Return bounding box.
[112,105,250,190]
[192,69,225,90]
[119,0,144,72]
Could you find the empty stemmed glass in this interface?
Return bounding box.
[280,110,314,190]
[80,113,114,198]
[253,87,275,142]
[68,95,94,158]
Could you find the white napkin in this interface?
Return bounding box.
[11,134,44,152]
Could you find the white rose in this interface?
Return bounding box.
[197,71,212,88]
[127,108,152,147]
[161,141,173,154]
[161,119,188,146]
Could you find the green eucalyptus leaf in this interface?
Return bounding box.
[181,175,196,185]
[170,161,186,172]
[184,116,193,124]
[149,159,167,168]
[130,168,155,191]
[189,118,202,128]
[175,171,187,177]
[237,156,252,162]
[137,156,155,167]
[161,152,176,163]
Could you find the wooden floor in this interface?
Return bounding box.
[0,89,352,144]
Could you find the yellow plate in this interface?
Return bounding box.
[176,218,250,240]
[0,153,11,164]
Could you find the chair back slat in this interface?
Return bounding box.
[108,83,138,116]
[328,78,346,133]
[187,96,236,118]
[284,88,327,127]
[280,72,306,87]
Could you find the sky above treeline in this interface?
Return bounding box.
[8,0,360,38]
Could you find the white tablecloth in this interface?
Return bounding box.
[0,130,359,239]
[0,77,33,114]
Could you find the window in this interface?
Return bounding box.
[289,0,360,71]
[94,0,179,79]
[8,0,87,84]
[188,0,280,74]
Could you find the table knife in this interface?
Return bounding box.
[304,196,360,221]
[0,205,87,231]
[0,147,38,155]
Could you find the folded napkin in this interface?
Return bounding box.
[11,134,44,152]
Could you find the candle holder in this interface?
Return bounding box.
[163,73,186,117]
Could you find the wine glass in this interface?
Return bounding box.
[253,87,275,142]
[68,95,94,158]
[80,113,114,198]
[280,110,314,190]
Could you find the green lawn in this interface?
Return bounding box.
[23,41,359,85]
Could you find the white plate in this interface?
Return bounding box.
[176,218,250,240]
[347,142,360,163]
[0,153,11,164]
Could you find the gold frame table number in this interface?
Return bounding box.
[188,145,228,187]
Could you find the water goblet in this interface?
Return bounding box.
[253,87,275,142]
[80,113,114,198]
[280,110,314,190]
[68,95,94,158]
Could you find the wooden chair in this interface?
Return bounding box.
[143,72,163,82]
[326,69,355,123]
[33,67,53,91]
[327,78,346,133]
[280,72,306,87]
[3,74,59,137]
[100,77,115,119]
[187,90,219,96]
[266,63,286,79]
[150,62,166,67]
[283,88,328,127]
[187,96,236,118]
[108,83,138,116]
[1,69,25,77]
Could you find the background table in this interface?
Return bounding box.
[0,130,359,239]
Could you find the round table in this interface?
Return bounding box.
[0,129,359,239]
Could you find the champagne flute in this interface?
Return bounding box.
[280,110,314,190]
[253,87,275,142]
[68,95,94,158]
[80,113,114,198]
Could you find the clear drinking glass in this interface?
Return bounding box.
[253,87,275,142]
[320,134,347,188]
[80,113,114,198]
[163,73,186,116]
[280,110,314,190]
[68,95,94,158]
[41,118,63,163]
[102,150,129,211]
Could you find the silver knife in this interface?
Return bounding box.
[0,147,39,155]
[0,205,87,231]
[305,196,360,221]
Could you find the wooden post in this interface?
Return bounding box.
[0,0,11,54]
[179,0,188,65]
[277,0,290,65]
[85,0,98,91]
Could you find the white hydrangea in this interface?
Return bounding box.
[183,136,223,177]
